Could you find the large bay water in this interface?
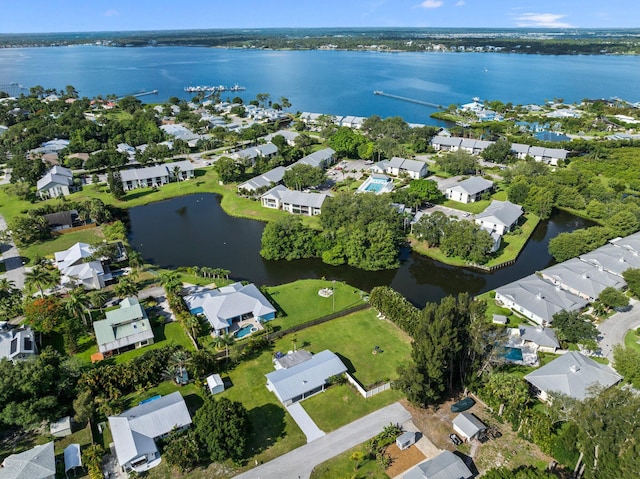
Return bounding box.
[1,46,639,124]
[127,194,593,306]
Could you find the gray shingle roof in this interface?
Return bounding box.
[0,441,55,479]
[452,412,486,439]
[120,164,169,183]
[517,325,560,349]
[540,257,626,300]
[449,176,494,196]
[266,350,347,403]
[475,200,523,228]
[279,189,327,209]
[524,351,622,400]
[580,243,640,277]
[431,136,462,147]
[403,450,473,479]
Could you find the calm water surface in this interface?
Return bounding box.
[127,194,593,306]
[1,46,639,124]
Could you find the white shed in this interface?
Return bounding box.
[396,431,416,450]
[50,416,73,437]
[206,374,225,395]
[63,443,83,476]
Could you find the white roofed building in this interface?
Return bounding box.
[54,242,111,290]
[475,200,523,236]
[36,165,76,199]
[260,185,327,216]
[372,157,428,179]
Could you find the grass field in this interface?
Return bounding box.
[624,329,640,353]
[310,443,389,479]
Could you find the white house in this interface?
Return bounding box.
[232,143,278,166]
[372,157,428,179]
[109,392,192,473]
[0,326,37,362]
[238,166,287,194]
[508,325,560,353]
[54,242,111,290]
[264,130,299,146]
[475,200,523,235]
[452,412,486,442]
[260,185,327,216]
[445,177,494,204]
[430,136,462,152]
[294,147,336,169]
[36,165,75,199]
[120,161,194,191]
[524,351,622,402]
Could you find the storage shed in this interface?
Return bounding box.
[50,416,73,437]
[396,431,416,450]
[206,374,225,395]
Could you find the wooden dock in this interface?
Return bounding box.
[373,90,442,109]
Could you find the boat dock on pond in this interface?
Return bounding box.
[373,90,442,109]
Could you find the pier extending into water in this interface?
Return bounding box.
[118,90,158,100]
[373,90,442,109]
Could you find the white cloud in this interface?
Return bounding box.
[455,0,465,6]
[514,13,573,28]
[418,0,444,9]
[103,9,120,17]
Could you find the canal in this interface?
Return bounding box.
[127,193,593,306]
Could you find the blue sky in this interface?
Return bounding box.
[1,1,638,33]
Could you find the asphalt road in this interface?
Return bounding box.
[233,401,412,479]
[598,298,640,361]
[0,214,25,290]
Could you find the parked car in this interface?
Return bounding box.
[449,433,462,446]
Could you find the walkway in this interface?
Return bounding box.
[598,298,640,361]
[233,402,412,479]
[286,403,325,443]
[0,214,25,290]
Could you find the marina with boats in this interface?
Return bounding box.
[184,84,246,93]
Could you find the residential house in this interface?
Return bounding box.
[580,243,640,277]
[524,351,622,402]
[238,166,287,194]
[475,200,523,235]
[260,185,327,216]
[54,242,111,290]
[264,130,300,146]
[109,392,192,473]
[294,147,336,169]
[540,257,626,302]
[528,146,568,166]
[166,160,195,181]
[508,325,560,353]
[232,143,278,166]
[430,136,462,152]
[265,349,348,405]
[159,124,202,147]
[445,177,494,204]
[452,412,487,442]
[43,209,79,232]
[120,164,170,191]
[459,138,492,155]
[0,326,37,362]
[372,157,428,179]
[0,442,55,479]
[93,297,154,356]
[403,450,473,479]
[36,165,75,199]
[495,274,588,326]
[510,142,533,159]
[184,282,276,337]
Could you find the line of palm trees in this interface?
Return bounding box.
[190,266,231,281]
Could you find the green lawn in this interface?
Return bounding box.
[311,444,389,479]
[302,384,404,432]
[19,227,105,262]
[624,330,640,353]
[264,279,369,331]
[74,320,194,365]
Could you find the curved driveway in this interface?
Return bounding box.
[598,298,640,361]
[233,402,411,479]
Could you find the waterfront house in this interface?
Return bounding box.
[495,274,588,326]
[184,282,276,337]
[120,160,194,191]
[0,326,37,362]
[232,143,278,166]
[0,441,55,479]
[475,200,523,235]
[260,185,327,216]
[371,157,428,179]
[452,412,487,442]
[109,392,192,473]
[54,242,111,290]
[93,297,154,356]
[540,257,626,302]
[166,160,195,181]
[508,325,560,353]
[580,243,640,277]
[524,351,622,402]
[36,165,75,199]
[238,166,287,194]
[445,177,494,204]
[403,450,473,479]
[265,349,347,405]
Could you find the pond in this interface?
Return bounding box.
[127,193,594,306]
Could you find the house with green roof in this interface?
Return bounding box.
[93,297,154,356]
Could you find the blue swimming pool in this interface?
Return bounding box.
[365,179,389,192]
[502,347,524,361]
[235,324,257,339]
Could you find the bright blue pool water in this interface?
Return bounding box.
[365,182,386,192]
[503,347,524,361]
[235,324,256,339]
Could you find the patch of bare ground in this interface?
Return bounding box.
[384,443,426,478]
[400,397,554,475]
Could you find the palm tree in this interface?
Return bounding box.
[114,277,138,299]
[128,250,143,274]
[0,277,16,297]
[182,314,201,345]
[263,322,274,342]
[160,271,182,296]
[172,165,182,185]
[65,287,91,327]
[89,290,109,314]
[214,332,235,361]
[24,265,57,297]
[162,350,191,385]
